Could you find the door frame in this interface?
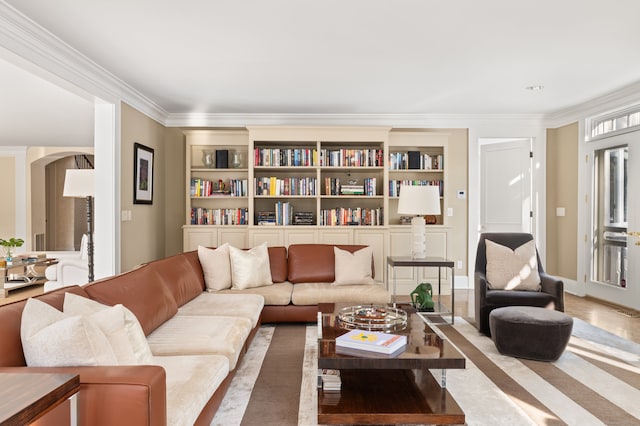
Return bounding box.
[468,126,547,288]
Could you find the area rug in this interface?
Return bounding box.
[211,319,640,426]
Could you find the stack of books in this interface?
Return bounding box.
[318,368,341,392]
[340,184,364,195]
[257,211,276,225]
[294,211,314,225]
[335,329,407,357]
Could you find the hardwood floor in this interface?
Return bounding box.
[3,285,639,344]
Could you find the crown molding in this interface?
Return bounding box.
[0,2,168,125]
[545,80,640,128]
[165,112,546,129]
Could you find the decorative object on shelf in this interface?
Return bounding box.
[63,168,95,282]
[133,143,154,204]
[202,150,215,168]
[397,185,441,259]
[410,282,435,311]
[0,237,24,262]
[215,149,228,168]
[231,151,242,168]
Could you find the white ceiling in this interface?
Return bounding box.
[2,0,640,145]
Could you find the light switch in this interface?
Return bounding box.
[556,207,566,217]
[447,207,453,217]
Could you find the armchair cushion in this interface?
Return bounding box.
[485,239,540,291]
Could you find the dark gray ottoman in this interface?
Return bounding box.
[489,306,573,361]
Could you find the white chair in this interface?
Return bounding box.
[44,234,90,291]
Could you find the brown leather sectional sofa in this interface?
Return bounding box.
[0,243,390,425]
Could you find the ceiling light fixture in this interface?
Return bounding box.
[525,85,545,91]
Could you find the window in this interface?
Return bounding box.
[589,106,640,140]
[592,146,627,287]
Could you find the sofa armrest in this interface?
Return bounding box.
[539,272,564,311]
[45,258,89,290]
[0,365,166,426]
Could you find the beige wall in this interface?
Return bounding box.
[120,103,184,271]
[0,156,16,243]
[443,128,469,275]
[546,122,579,279]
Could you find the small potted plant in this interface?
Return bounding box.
[0,237,24,261]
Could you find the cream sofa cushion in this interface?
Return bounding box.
[486,239,541,291]
[229,242,273,290]
[153,354,229,426]
[64,293,154,364]
[21,298,118,366]
[333,246,374,285]
[291,282,390,305]
[146,315,251,369]
[217,282,293,306]
[198,243,232,291]
[177,293,265,328]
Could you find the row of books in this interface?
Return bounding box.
[190,208,248,225]
[190,178,248,197]
[389,152,443,170]
[321,148,384,167]
[319,207,383,226]
[389,180,443,198]
[254,148,317,167]
[255,177,317,196]
[323,177,378,196]
[257,210,315,225]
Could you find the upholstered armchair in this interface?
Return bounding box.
[474,232,564,336]
[44,234,89,291]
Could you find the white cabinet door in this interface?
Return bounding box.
[248,228,285,247]
[317,228,353,245]
[183,227,218,251]
[284,228,318,245]
[354,229,386,284]
[219,228,248,248]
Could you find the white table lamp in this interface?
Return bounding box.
[397,185,441,259]
[63,169,95,282]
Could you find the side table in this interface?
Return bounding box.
[0,373,80,425]
[386,256,455,323]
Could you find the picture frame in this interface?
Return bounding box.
[133,142,154,204]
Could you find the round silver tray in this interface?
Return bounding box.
[337,305,408,331]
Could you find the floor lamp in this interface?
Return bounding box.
[397,185,441,259]
[63,169,95,282]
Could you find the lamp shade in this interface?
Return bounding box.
[63,169,94,198]
[397,185,441,215]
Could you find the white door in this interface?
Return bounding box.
[480,139,532,234]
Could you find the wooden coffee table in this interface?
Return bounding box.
[317,303,465,425]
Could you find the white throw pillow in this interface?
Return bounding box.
[333,246,374,285]
[21,298,118,367]
[64,293,154,364]
[229,242,273,290]
[485,239,541,291]
[197,243,232,291]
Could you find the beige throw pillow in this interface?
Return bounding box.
[21,298,118,367]
[229,242,273,290]
[198,243,232,291]
[333,246,374,285]
[64,293,154,364]
[485,239,541,291]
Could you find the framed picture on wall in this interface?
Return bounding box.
[134,142,154,204]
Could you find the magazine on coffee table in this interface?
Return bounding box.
[335,329,407,355]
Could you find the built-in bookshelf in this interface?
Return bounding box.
[387,130,448,226]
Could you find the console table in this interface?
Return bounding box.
[1,257,57,298]
[386,256,455,323]
[0,372,80,425]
